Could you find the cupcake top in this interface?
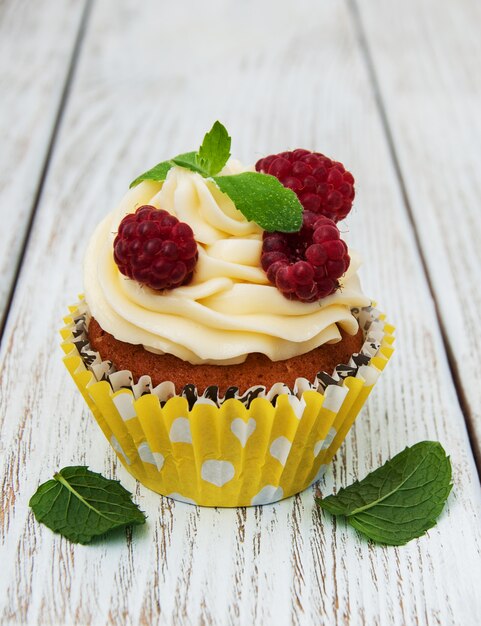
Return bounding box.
[84,123,370,365]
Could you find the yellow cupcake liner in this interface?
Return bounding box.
[60,299,394,507]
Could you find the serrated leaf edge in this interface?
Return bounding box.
[30,467,146,545]
[197,121,231,176]
[315,441,453,546]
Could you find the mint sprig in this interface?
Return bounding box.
[196,120,231,176]
[130,122,231,187]
[129,151,198,188]
[171,151,206,175]
[316,441,452,546]
[213,172,302,232]
[29,466,146,544]
[129,121,303,233]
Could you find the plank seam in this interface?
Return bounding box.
[0,0,94,344]
[347,0,481,477]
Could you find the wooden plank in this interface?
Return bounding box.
[354,0,481,463]
[1,0,481,624]
[0,0,87,326]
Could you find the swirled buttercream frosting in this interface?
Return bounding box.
[84,161,370,364]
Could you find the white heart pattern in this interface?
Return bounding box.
[169,417,192,443]
[201,460,235,487]
[312,463,327,483]
[251,485,284,505]
[231,418,256,447]
[322,386,347,413]
[137,442,165,471]
[269,436,292,466]
[313,427,337,457]
[113,393,136,421]
[286,395,307,419]
[167,493,197,505]
[152,452,165,471]
[110,435,131,466]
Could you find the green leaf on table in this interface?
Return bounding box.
[212,172,303,232]
[29,466,146,544]
[196,120,231,176]
[316,441,452,546]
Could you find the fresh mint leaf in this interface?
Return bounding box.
[130,159,173,188]
[197,121,231,176]
[29,466,146,544]
[130,151,204,188]
[316,441,452,546]
[171,151,206,175]
[213,172,303,232]
[130,120,231,187]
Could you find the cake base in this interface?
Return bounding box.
[87,317,363,395]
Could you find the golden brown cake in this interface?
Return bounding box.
[88,316,363,394]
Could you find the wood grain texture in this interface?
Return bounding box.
[355,0,481,463]
[0,0,87,324]
[1,0,481,624]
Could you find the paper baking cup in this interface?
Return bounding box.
[60,299,394,507]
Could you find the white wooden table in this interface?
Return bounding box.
[1,1,481,624]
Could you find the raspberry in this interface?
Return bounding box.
[113,205,198,291]
[256,149,354,222]
[261,212,350,302]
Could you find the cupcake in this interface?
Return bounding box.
[61,122,394,507]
